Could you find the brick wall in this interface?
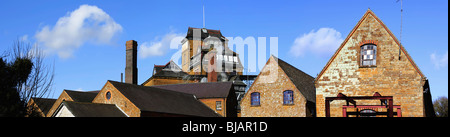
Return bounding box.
[315,11,425,117]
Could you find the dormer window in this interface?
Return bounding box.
[360,44,377,67]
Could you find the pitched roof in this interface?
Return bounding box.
[315,9,424,82]
[142,61,188,85]
[152,82,234,98]
[273,56,316,103]
[185,27,225,40]
[108,80,220,117]
[60,101,127,117]
[31,97,57,115]
[64,90,98,102]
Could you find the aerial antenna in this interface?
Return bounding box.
[398,0,403,44]
[397,0,403,60]
[202,0,206,28]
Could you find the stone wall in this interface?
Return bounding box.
[315,11,425,117]
[199,98,226,116]
[46,90,74,117]
[92,81,140,117]
[241,57,308,117]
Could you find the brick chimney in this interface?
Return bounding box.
[125,40,138,84]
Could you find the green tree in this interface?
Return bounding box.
[433,96,448,117]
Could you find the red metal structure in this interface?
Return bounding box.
[325,92,401,117]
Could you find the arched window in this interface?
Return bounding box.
[250,92,260,106]
[360,44,377,67]
[283,90,294,105]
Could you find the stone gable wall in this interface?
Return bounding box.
[315,13,425,117]
[241,57,308,117]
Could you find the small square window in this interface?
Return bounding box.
[216,101,222,110]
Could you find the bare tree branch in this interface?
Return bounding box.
[7,39,55,116]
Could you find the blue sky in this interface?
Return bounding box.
[0,0,447,99]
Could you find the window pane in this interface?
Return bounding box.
[283,90,294,105]
[360,44,377,66]
[251,92,260,106]
[216,101,222,110]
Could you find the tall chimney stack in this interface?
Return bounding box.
[125,40,138,85]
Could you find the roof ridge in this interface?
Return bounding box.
[108,80,196,97]
[152,81,232,87]
[272,56,316,103]
[274,56,315,79]
[315,9,424,82]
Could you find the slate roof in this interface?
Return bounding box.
[152,69,188,78]
[64,90,98,102]
[61,101,127,117]
[31,97,57,115]
[152,82,234,99]
[273,56,316,103]
[142,61,189,85]
[185,27,225,40]
[109,80,220,117]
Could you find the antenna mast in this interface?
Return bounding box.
[400,0,403,44]
[203,2,205,28]
[397,0,403,60]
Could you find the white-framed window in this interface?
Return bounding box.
[233,56,238,62]
[216,101,222,110]
[228,56,233,62]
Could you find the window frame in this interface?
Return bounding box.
[105,91,112,101]
[283,90,294,105]
[216,101,222,111]
[359,44,377,68]
[250,92,261,106]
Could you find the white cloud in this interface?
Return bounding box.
[35,4,122,59]
[289,28,344,57]
[139,32,185,58]
[430,51,448,69]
